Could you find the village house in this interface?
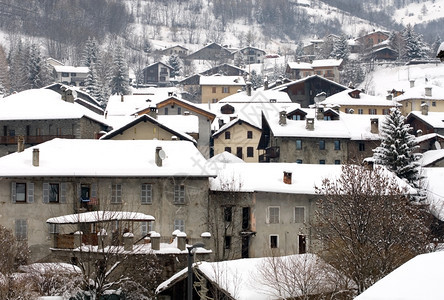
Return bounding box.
[200,75,245,104]
[0,139,216,262]
[394,81,444,115]
[355,30,390,51]
[142,62,174,87]
[258,108,382,164]
[0,89,109,157]
[160,45,188,57]
[405,110,444,137]
[52,65,89,87]
[185,42,234,64]
[233,46,266,65]
[285,59,343,83]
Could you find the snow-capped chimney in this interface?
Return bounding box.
[410,80,415,88]
[155,147,163,167]
[148,107,157,119]
[425,87,432,97]
[316,107,324,120]
[150,232,160,250]
[120,94,124,102]
[246,81,252,96]
[177,232,187,251]
[123,232,134,251]
[32,148,39,167]
[279,111,287,126]
[283,171,292,184]
[306,118,314,130]
[264,77,269,90]
[370,118,379,134]
[17,136,25,153]
[421,102,429,116]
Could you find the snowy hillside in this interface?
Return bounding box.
[393,0,444,26]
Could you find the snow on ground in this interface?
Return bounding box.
[360,63,444,97]
[393,0,444,26]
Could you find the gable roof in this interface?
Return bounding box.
[311,58,343,68]
[321,89,398,107]
[0,139,215,178]
[394,84,444,101]
[273,75,348,92]
[199,75,245,86]
[143,61,173,71]
[155,96,216,120]
[99,114,196,144]
[53,65,89,74]
[406,111,444,129]
[212,117,261,138]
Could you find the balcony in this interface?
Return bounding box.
[0,135,75,145]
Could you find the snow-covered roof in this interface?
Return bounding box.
[157,254,347,299]
[212,117,260,137]
[47,211,155,224]
[218,89,292,103]
[407,111,444,129]
[157,114,199,134]
[419,150,444,167]
[423,167,444,221]
[394,84,444,101]
[0,89,108,125]
[311,58,343,68]
[199,75,245,86]
[321,89,398,107]
[287,61,313,70]
[355,251,444,300]
[415,132,444,144]
[19,263,81,274]
[437,42,444,55]
[53,65,89,74]
[207,151,245,164]
[273,75,348,92]
[0,139,215,178]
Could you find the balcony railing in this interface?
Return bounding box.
[0,135,75,145]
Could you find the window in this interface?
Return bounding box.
[164,107,168,115]
[71,73,77,77]
[212,87,217,93]
[56,128,62,136]
[358,109,363,115]
[247,131,253,139]
[382,109,390,115]
[236,147,243,159]
[111,184,122,204]
[268,207,280,224]
[49,183,60,203]
[15,219,27,241]
[247,147,254,157]
[294,207,305,223]
[36,128,41,136]
[222,87,230,93]
[16,183,26,202]
[141,221,153,236]
[319,160,326,164]
[174,219,185,232]
[270,235,278,248]
[212,98,218,103]
[174,184,185,204]
[432,102,437,107]
[335,160,341,165]
[224,236,232,249]
[359,143,365,152]
[224,147,231,153]
[296,159,303,164]
[334,140,341,150]
[141,184,152,204]
[319,140,325,150]
[49,223,59,234]
[225,131,231,139]
[224,207,232,222]
[61,72,69,77]
[296,140,302,150]
[369,108,377,115]
[177,107,181,115]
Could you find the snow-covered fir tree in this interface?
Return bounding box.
[0,44,10,95]
[26,43,51,89]
[431,35,441,57]
[250,69,262,89]
[340,60,365,87]
[402,24,428,61]
[168,55,181,78]
[330,35,349,60]
[9,40,28,92]
[85,62,101,100]
[110,44,130,95]
[373,108,423,201]
[82,37,100,67]
[234,53,246,68]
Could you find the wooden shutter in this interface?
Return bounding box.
[11,182,16,203]
[43,183,49,203]
[60,182,67,203]
[27,183,34,203]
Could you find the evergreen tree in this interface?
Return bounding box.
[0,44,11,95]
[110,44,130,95]
[82,37,100,67]
[234,53,246,68]
[85,62,101,100]
[431,35,441,57]
[340,60,365,87]
[373,108,423,201]
[250,69,262,89]
[402,24,428,61]
[9,40,28,92]
[168,55,181,78]
[330,35,349,60]
[26,43,50,89]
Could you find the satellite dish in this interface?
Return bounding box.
[158,149,166,160]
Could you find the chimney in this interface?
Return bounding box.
[246,81,252,96]
[171,136,178,140]
[97,229,108,250]
[177,232,187,251]
[183,111,190,116]
[148,107,157,119]
[150,232,160,250]
[410,80,415,88]
[283,171,292,184]
[32,148,39,167]
[155,147,163,167]
[120,94,124,102]
[421,102,429,116]
[316,107,324,120]
[74,231,83,248]
[370,118,379,134]
[386,94,392,100]
[425,87,432,97]
[17,136,25,152]
[264,77,269,90]
[201,232,211,244]
[123,232,134,251]
[279,111,287,126]
[306,118,314,130]
[66,90,74,103]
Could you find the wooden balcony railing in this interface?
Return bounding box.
[0,135,75,145]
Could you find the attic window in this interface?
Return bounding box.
[269,99,277,103]
[348,90,361,99]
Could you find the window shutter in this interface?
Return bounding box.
[60,182,67,203]
[27,183,34,203]
[43,183,49,203]
[11,182,16,203]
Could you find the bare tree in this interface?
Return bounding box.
[315,164,430,295]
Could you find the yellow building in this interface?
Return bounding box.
[394,84,444,116]
[321,89,398,115]
[200,75,245,104]
[212,118,262,163]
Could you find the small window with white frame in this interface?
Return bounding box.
[268,207,280,224]
[141,221,153,236]
[111,184,122,204]
[294,207,305,223]
[174,184,185,204]
[141,183,152,204]
[15,219,27,241]
[174,219,185,232]
[49,223,59,234]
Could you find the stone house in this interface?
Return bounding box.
[142,62,174,87]
[0,89,109,157]
[0,139,216,262]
